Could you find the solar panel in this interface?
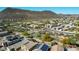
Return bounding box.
[41,44,49,51]
[33,44,41,49]
[7,39,22,46]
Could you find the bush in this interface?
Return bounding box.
[21,31,30,36]
[42,32,53,42]
[68,38,76,45]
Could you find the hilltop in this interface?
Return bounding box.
[0,7,59,21]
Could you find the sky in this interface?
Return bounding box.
[0,7,79,14]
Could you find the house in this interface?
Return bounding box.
[51,44,64,51]
[0,35,29,51]
[0,31,9,37]
[67,48,77,51]
[21,41,37,51]
[33,44,50,51]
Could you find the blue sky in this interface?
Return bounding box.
[0,7,79,14]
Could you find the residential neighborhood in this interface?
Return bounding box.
[0,7,79,51]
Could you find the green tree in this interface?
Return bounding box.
[75,33,79,40]
[75,20,79,26]
[68,37,76,45]
[21,31,30,36]
[35,32,41,38]
[60,36,76,45]
[42,32,53,42]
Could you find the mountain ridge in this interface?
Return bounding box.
[0,7,60,21]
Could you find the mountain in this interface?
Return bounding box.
[1,7,31,13]
[0,7,59,22]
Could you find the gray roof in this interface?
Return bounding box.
[24,41,37,50]
[7,39,29,50]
